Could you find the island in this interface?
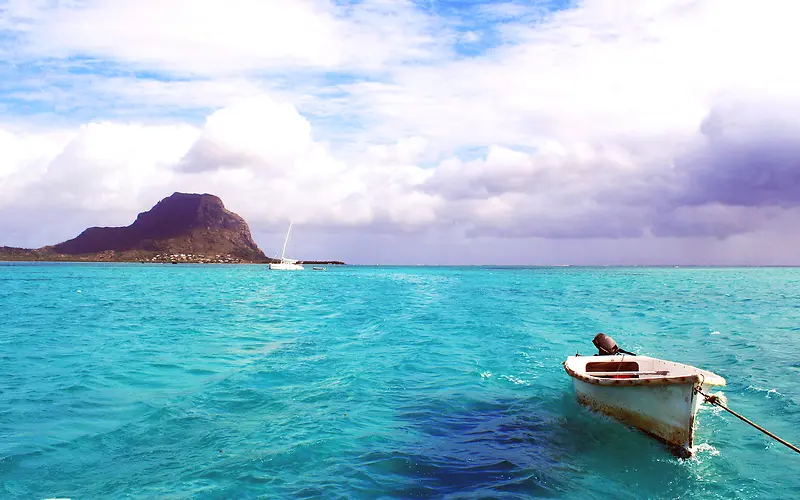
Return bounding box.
[0,192,344,265]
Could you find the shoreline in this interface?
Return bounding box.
[0,250,344,265]
[2,260,797,268]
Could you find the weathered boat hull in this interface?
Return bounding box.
[564,354,725,457]
[571,378,701,457]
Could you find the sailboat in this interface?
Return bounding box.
[269,222,304,270]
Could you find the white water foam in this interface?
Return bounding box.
[693,442,720,456]
[709,391,728,405]
[746,386,783,398]
[500,374,530,385]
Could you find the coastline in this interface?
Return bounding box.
[0,248,344,265]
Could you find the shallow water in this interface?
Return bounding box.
[1,264,798,498]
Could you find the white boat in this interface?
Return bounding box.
[564,334,726,457]
[269,222,304,271]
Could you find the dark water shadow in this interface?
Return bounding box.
[355,395,572,498]
[358,393,719,499]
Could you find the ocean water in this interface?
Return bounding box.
[1,264,799,499]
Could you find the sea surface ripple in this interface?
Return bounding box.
[1,264,799,498]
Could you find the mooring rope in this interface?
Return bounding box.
[696,388,800,455]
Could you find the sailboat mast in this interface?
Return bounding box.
[280,222,293,261]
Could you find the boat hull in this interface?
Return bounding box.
[564,354,725,457]
[269,263,304,270]
[572,378,701,457]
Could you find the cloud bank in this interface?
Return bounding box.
[1,0,799,264]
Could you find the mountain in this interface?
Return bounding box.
[1,193,273,263]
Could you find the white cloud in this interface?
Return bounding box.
[334,0,800,150]
[26,0,342,73]
[5,0,446,75]
[365,136,429,165]
[0,96,443,246]
[2,0,800,263]
[0,127,74,208]
[178,96,315,173]
[171,98,442,231]
[89,78,277,110]
[0,121,197,214]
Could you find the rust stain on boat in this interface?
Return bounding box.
[576,393,694,458]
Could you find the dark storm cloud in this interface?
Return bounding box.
[676,102,800,208]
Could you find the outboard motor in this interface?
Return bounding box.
[592,333,636,356]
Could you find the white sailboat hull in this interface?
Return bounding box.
[564,355,725,457]
[269,222,303,270]
[269,262,304,270]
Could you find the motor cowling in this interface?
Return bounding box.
[593,333,619,355]
[592,333,636,356]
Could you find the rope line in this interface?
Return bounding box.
[697,388,800,455]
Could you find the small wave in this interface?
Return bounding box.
[706,391,727,405]
[699,403,726,416]
[693,443,720,456]
[187,368,218,376]
[746,386,783,398]
[480,371,492,379]
[680,442,720,465]
[665,442,720,466]
[500,375,530,386]
[710,331,720,335]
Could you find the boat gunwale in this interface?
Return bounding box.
[562,355,726,386]
[564,359,704,387]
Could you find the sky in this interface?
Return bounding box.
[1,0,800,265]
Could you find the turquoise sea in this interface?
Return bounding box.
[1,264,799,499]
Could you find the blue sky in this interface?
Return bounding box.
[2,0,800,264]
